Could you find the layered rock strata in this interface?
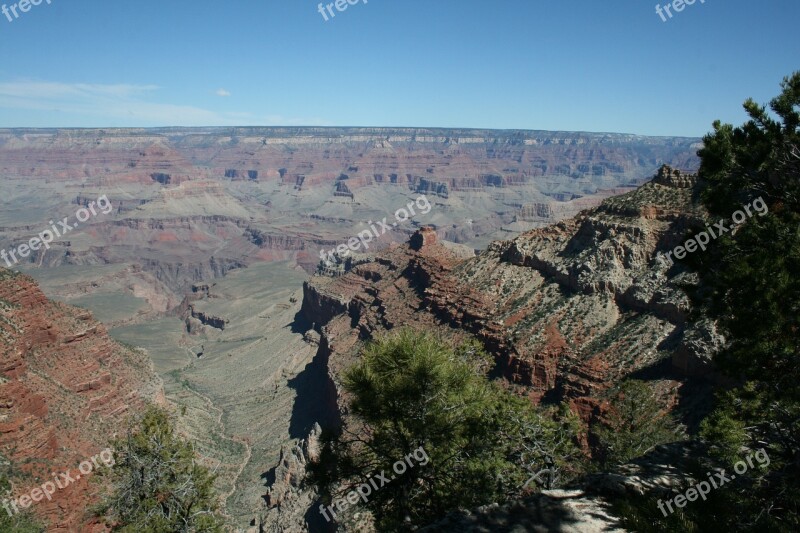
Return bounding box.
[0,269,162,531]
[262,168,722,530]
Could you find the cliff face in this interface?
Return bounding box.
[303,173,718,409]
[263,167,723,530]
[0,269,162,532]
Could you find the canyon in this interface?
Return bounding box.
[264,166,721,530]
[0,127,701,530]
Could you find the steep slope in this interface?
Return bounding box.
[0,268,162,532]
[0,128,702,529]
[303,165,716,415]
[263,166,721,530]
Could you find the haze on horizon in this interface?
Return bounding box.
[0,0,797,137]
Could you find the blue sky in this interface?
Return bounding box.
[0,0,797,136]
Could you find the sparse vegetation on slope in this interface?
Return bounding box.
[0,474,43,533]
[593,379,682,467]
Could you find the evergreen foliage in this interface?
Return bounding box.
[593,379,681,467]
[310,329,582,531]
[693,72,800,530]
[100,406,226,533]
[619,72,800,532]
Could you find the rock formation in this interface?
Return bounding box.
[0,127,700,332]
[418,490,625,532]
[653,164,698,189]
[420,442,702,532]
[0,268,162,531]
[0,128,704,531]
[261,167,723,530]
[262,423,326,533]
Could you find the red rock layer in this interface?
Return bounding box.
[0,270,162,532]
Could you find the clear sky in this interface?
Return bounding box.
[0,0,797,136]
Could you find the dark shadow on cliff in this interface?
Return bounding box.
[624,351,717,434]
[287,343,340,440]
[288,309,313,334]
[261,465,276,489]
[304,498,336,533]
[626,355,676,382]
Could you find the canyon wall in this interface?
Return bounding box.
[263,167,723,530]
[0,268,162,531]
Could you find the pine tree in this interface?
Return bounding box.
[593,380,680,466]
[101,406,225,532]
[310,329,582,531]
[682,71,800,530]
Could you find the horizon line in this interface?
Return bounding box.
[0,125,704,139]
